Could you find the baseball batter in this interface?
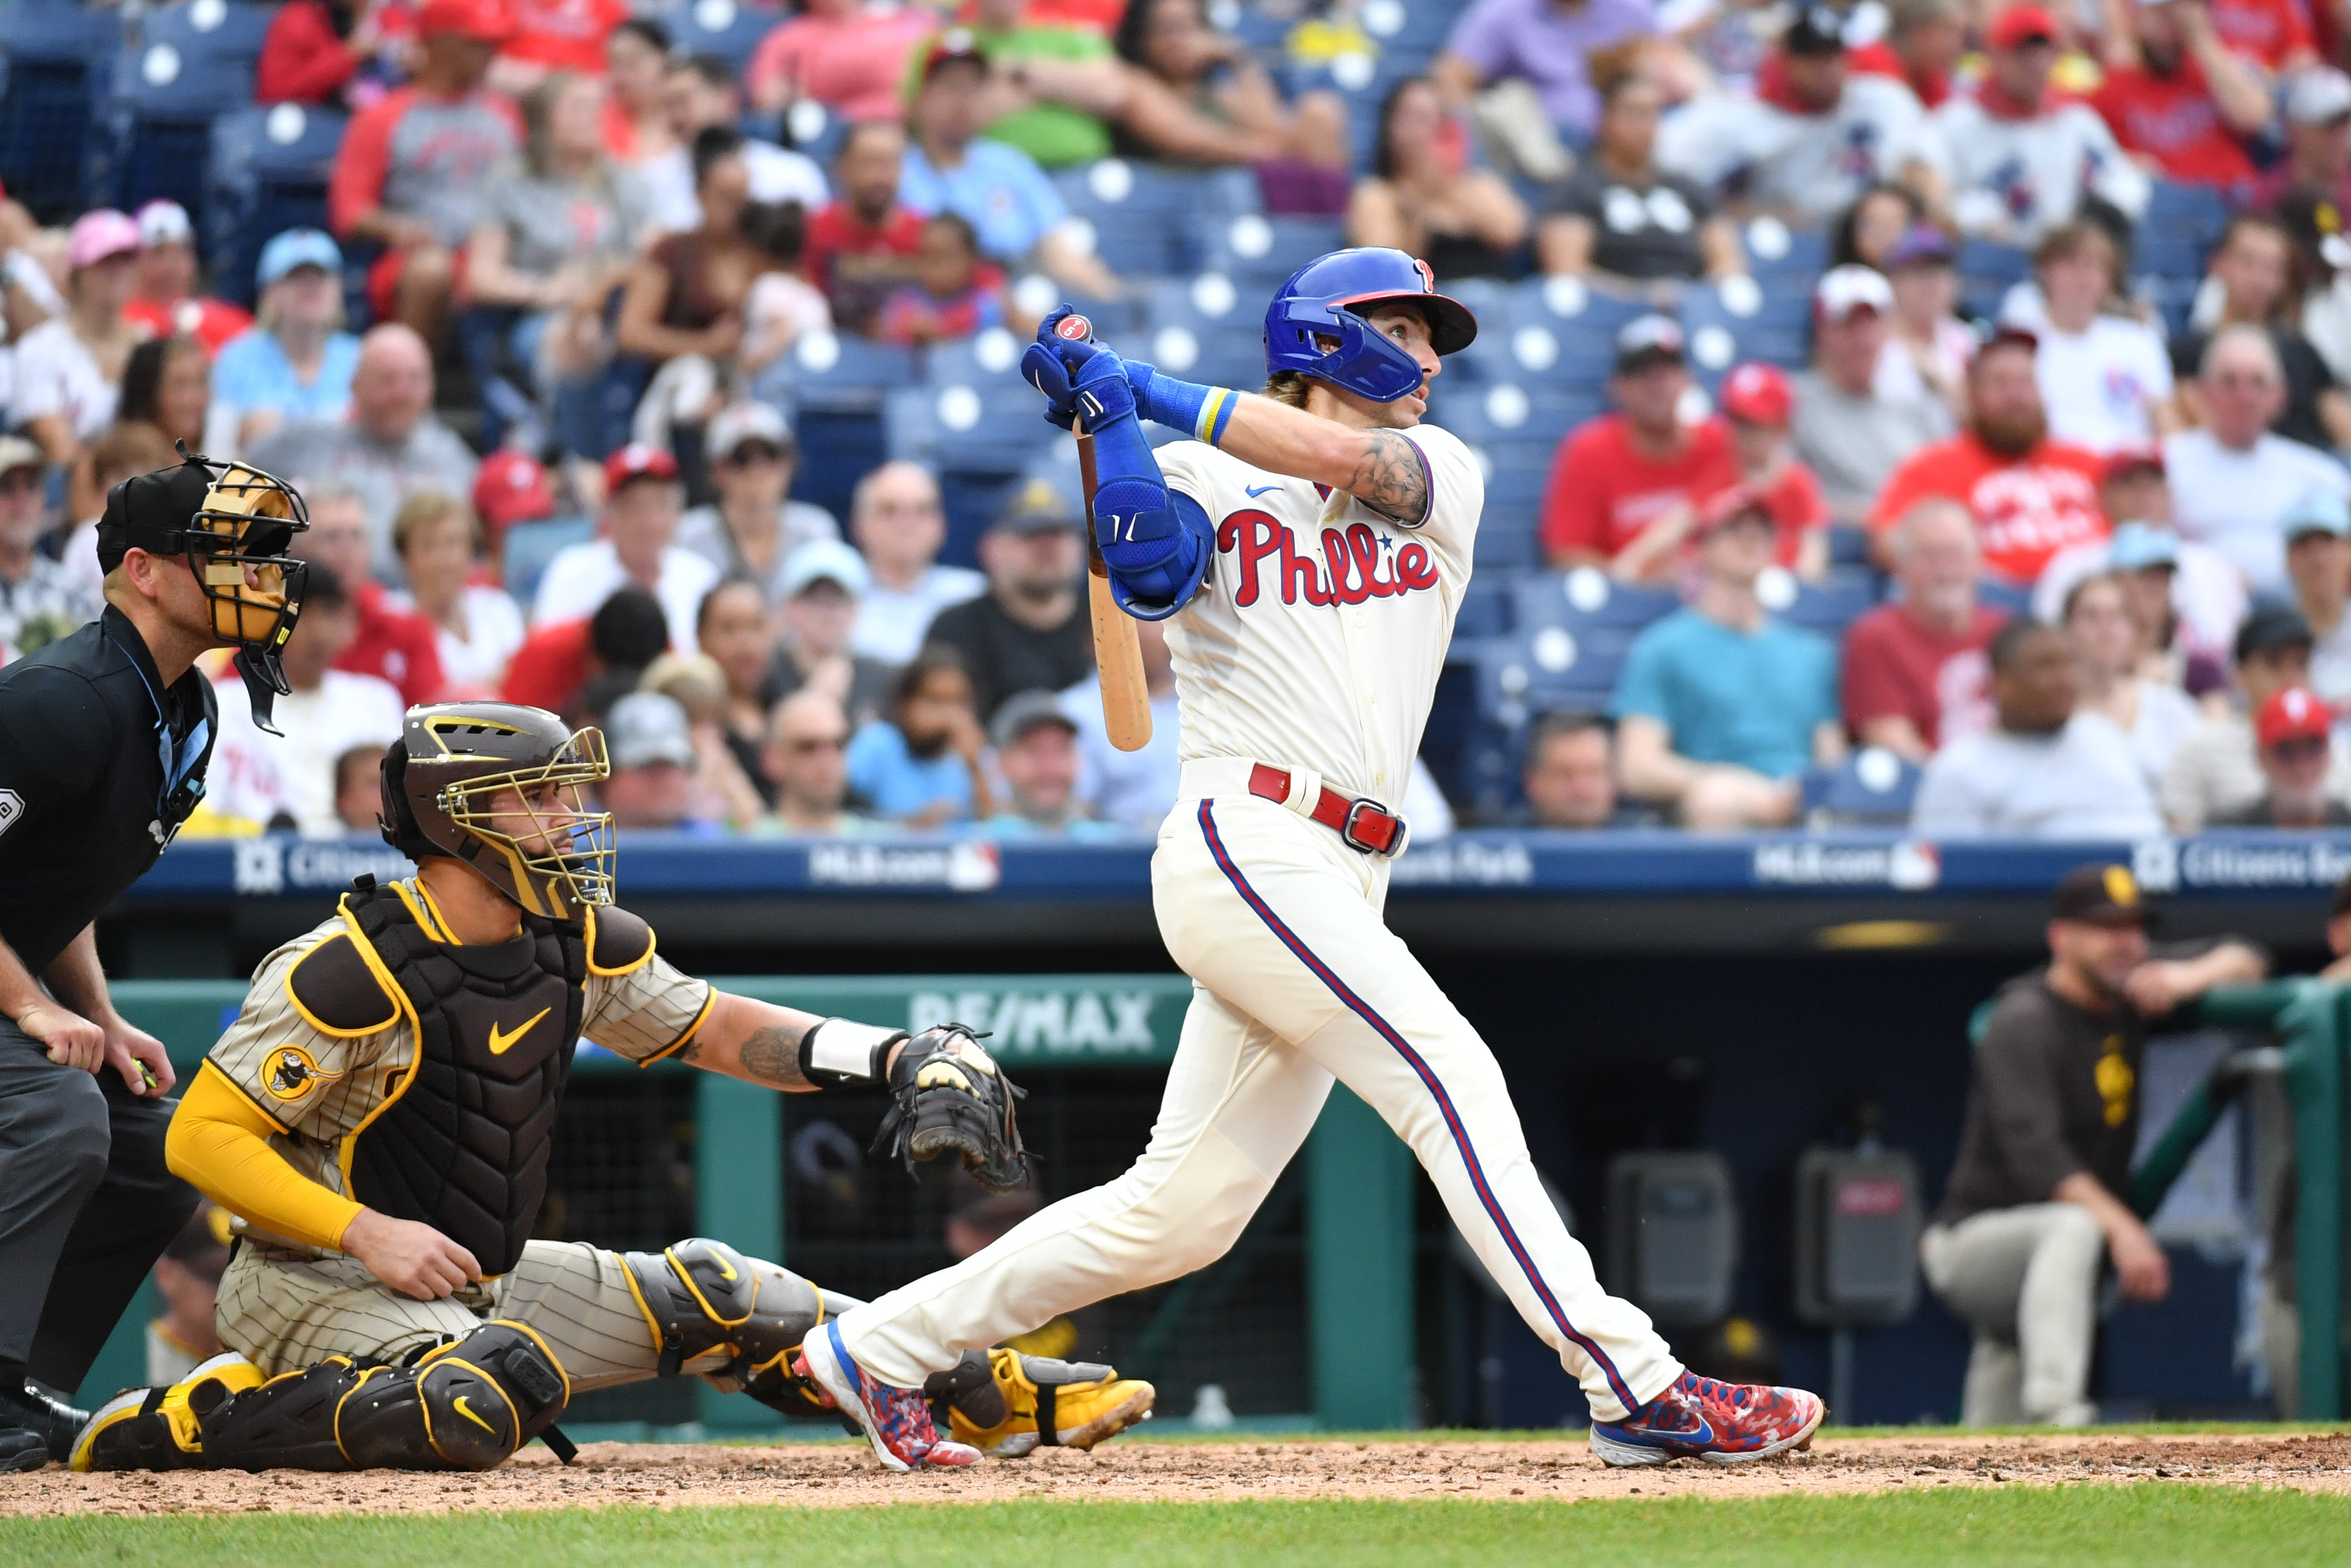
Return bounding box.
[75,703,1149,1472]
[798,250,1826,1469]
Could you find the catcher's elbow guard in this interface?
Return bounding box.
[872,1023,1032,1191]
[798,1016,906,1088]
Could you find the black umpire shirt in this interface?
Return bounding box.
[1933,939,2238,1226]
[0,604,218,975]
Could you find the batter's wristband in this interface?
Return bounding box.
[798,1017,905,1087]
[1143,373,1238,447]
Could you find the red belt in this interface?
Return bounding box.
[1247,763,1408,857]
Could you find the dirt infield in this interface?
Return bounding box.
[3,1431,2347,1516]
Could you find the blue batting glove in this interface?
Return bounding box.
[1020,340,1081,430]
[1068,346,1139,429]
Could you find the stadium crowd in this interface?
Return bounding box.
[11,0,2351,840]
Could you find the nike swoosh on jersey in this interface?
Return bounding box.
[1244,484,1282,497]
[487,1006,553,1056]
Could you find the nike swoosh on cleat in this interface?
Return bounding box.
[1244,484,1281,497]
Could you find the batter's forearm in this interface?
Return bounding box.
[1216,395,1429,521]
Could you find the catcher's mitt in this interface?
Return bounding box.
[870,1024,1030,1191]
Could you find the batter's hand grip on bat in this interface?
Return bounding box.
[1073,413,1153,754]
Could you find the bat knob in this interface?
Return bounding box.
[1055,314,1094,343]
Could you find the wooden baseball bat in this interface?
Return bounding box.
[1056,311,1151,754]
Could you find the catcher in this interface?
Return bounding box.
[75,702,1148,1473]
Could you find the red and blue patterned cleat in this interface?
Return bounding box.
[795,1322,981,1472]
[1590,1370,1825,1466]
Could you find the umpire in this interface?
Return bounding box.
[0,450,307,1467]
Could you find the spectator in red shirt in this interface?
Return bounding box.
[500,0,629,80]
[121,202,252,355]
[1541,314,1737,580]
[1716,361,1830,579]
[1870,327,2109,585]
[293,479,449,707]
[1843,496,2008,759]
[328,0,521,345]
[258,0,397,108]
[876,213,1011,345]
[807,120,928,335]
[502,584,669,718]
[2204,0,2318,71]
[2092,0,2270,190]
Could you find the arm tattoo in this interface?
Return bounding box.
[696,1023,813,1091]
[1345,430,1430,525]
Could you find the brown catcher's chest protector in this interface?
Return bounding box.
[339,882,587,1276]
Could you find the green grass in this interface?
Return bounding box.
[9,1489,2349,1567]
[1102,1420,2350,1445]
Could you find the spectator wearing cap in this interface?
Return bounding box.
[10,211,144,470]
[1717,363,1829,580]
[1348,77,1531,282]
[327,0,523,344]
[122,202,252,356]
[1541,315,1738,580]
[1912,618,2163,836]
[1878,222,1974,423]
[903,0,1125,173]
[2062,570,2201,789]
[533,445,718,651]
[1933,4,2150,244]
[1063,614,1181,834]
[258,0,398,109]
[769,540,898,729]
[144,1204,232,1388]
[2033,448,2245,674]
[675,402,842,610]
[471,447,558,569]
[2257,67,2351,215]
[2213,686,2351,825]
[899,33,1121,300]
[847,643,994,828]
[290,481,448,708]
[749,0,933,126]
[204,230,361,460]
[2172,214,2351,455]
[196,563,408,837]
[755,689,880,838]
[1665,9,1946,228]
[500,584,669,715]
[1871,327,2109,585]
[806,121,928,335]
[500,0,630,83]
[1512,711,1651,829]
[926,477,1095,723]
[0,436,97,663]
[2091,0,2272,190]
[1924,862,2265,1427]
[2161,603,2351,825]
[2016,219,2179,455]
[1537,47,1742,285]
[249,324,480,573]
[1612,490,1843,829]
[2280,490,2351,703]
[1843,497,2006,761]
[2165,325,2351,597]
[1433,0,1655,148]
[390,490,525,696]
[599,690,721,832]
[973,689,1124,840]
[848,460,985,663]
[1794,264,1952,526]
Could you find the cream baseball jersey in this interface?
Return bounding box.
[1157,422,1483,803]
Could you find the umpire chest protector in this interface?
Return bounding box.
[297,881,648,1276]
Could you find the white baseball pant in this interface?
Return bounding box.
[838,763,1683,1421]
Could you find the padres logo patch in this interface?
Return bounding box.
[264,1044,344,1103]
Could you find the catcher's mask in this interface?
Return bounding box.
[96,444,310,731]
[381,703,616,923]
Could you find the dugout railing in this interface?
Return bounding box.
[77,975,1418,1436]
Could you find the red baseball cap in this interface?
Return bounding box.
[1988,3,2059,50]
[2100,442,2165,484]
[1718,362,1793,427]
[2257,686,2333,750]
[418,0,513,43]
[473,448,555,534]
[603,443,680,494]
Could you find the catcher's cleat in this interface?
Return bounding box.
[795,1322,980,1473]
[72,1353,267,1473]
[1589,1370,1825,1467]
[948,1349,1154,1457]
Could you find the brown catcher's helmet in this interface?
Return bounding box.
[96,444,310,730]
[380,703,616,923]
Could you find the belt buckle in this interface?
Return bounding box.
[1339,796,1406,858]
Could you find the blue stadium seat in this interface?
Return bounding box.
[1741,217,1829,280]
[1476,626,1628,730]
[1509,568,1678,634]
[658,0,778,71]
[0,1,121,221]
[1800,747,1923,826]
[1055,160,1261,279]
[143,0,274,72]
[207,103,346,309]
[102,19,259,224]
[1680,284,1808,387]
[2133,234,2207,283]
[923,326,1030,387]
[751,329,918,414]
[778,97,848,170]
[1978,577,2034,616]
[1504,277,1654,384]
[1958,237,2029,321]
[501,516,596,605]
[1198,212,1348,293]
[1763,567,1879,637]
[1828,523,1873,566]
[884,383,1056,478]
[1429,380,1599,448]
[1474,510,1542,569]
[2141,179,2230,247]
[1454,575,1512,641]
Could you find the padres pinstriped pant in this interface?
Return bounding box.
[837,780,1683,1422]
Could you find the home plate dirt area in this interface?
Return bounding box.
[4,1432,2348,1515]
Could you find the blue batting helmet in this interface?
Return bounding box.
[1263,247,1478,402]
